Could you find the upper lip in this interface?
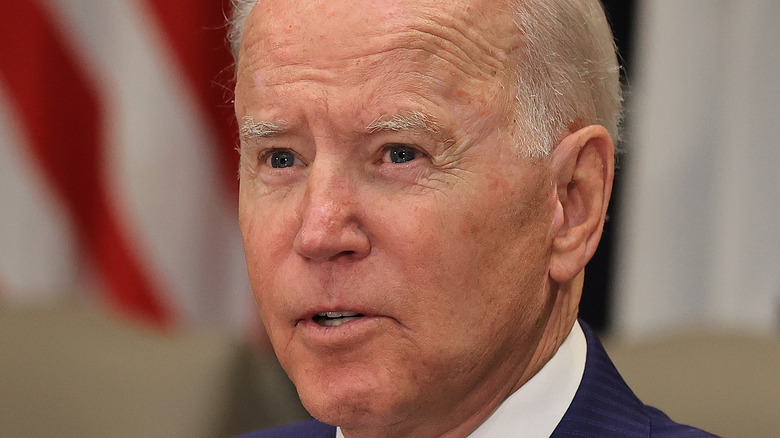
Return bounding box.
[316,311,363,317]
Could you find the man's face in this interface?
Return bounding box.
[236,0,559,433]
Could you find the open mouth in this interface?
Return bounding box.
[313,311,364,327]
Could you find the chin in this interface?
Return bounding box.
[293,364,412,430]
[302,391,373,428]
[300,383,390,428]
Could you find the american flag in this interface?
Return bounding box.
[0,0,256,332]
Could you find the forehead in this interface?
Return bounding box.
[238,0,519,80]
[236,0,522,136]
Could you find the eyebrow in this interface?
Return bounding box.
[365,111,442,135]
[239,111,444,141]
[239,116,286,140]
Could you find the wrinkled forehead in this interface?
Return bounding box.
[238,0,519,72]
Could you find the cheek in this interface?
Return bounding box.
[239,191,298,308]
[441,185,549,280]
[413,181,552,327]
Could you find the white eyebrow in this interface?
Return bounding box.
[366,111,441,135]
[239,116,286,140]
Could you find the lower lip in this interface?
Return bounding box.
[295,315,387,349]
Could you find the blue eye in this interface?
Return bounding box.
[266,150,299,168]
[385,145,418,163]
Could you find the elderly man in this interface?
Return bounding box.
[231,0,715,437]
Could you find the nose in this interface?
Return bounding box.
[292,161,371,261]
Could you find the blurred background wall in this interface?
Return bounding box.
[613,0,780,340]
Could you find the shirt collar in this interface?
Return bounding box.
[335,321,586,438]
[467,320,586,437]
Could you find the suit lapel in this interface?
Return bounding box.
[551,321,650,437]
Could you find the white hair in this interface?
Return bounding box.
[227,0,622,157]
[228,0,256,62]
[510,0,622,157]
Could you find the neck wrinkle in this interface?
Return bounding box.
[517,272,582,389]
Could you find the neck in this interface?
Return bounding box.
[519,272,582,386]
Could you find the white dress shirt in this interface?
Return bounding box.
[336,321,587,438]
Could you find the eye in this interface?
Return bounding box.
[383,144,419,164]
[265,149,302,168]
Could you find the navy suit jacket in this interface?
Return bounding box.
[237,321,718,437]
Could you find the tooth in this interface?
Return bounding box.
[320,316,361,327]
[323,311,360,318]
[321,318,341,327]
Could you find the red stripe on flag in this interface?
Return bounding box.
[143,0,239,193]
[0,1,174,326]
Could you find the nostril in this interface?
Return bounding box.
[329,250,358,261]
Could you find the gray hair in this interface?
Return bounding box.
[510,0,622,157]
[227,0,622,158]
[228,0,255,62]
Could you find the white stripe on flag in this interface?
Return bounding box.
[41,0,253,330]
[0,83,82,303]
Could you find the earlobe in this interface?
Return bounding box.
[548,125,614,283]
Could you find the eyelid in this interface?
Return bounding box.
[381,142,424,153]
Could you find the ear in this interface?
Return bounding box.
[548,125,614,283]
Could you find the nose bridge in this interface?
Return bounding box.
[302,157,353,228]
[294,157,368,261]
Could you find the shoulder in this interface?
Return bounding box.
[646,406,719,437]
[553,320,719,437]
[235,419,336,438]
